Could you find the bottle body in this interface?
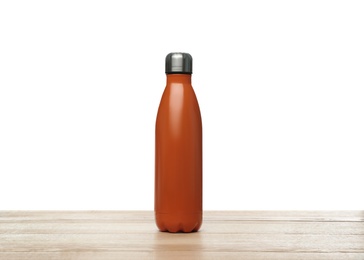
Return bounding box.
[155,74,202,232]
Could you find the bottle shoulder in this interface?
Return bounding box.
[156,84,201,122]
[159,84,200,108]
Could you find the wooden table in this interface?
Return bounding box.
[1,211,363,259]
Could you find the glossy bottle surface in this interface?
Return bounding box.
[155,74,202,232]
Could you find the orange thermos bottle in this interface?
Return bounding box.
[155,52,202,232]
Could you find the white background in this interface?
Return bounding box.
[1,1,363,210]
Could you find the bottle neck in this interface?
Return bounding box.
[166,74,192,85]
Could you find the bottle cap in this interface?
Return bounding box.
[165,52,192,74]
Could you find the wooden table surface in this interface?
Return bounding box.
[1,211,363,259]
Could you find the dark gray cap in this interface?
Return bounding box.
[165,52,192,74]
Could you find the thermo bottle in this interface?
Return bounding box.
[155,53,202,232]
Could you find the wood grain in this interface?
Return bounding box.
[1,211,363,259]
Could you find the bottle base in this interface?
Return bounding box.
[155,212,202,233]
